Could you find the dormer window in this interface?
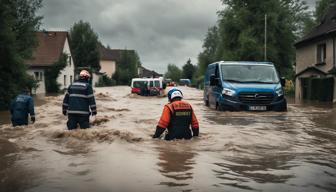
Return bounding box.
[317,43,326,64]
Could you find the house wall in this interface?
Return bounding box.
[100,60,116,77]
[296,37,334,74]
[27,69,45,94]
[92,73,102,87]
[295,36,335,101]
[57,37,75,90]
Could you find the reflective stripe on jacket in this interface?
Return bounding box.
[62,80,96,115]
[157,100,199,140]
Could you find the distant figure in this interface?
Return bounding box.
[140,81,149,96]
[10,88,35,126]
[62,70,97,130]
[153,88,199,140]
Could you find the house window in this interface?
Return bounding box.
[68,56,72,67]
[34,72,39,80]
[34,71,43,81]
[70,75,73,84]
[317,43,327,64]
[64,75,67,86]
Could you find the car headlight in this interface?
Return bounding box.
[222,88,236,96]
[276,88,284,96]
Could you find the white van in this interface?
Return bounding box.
[131,77,164,95]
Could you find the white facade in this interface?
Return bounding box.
[92,72,103,87]
[27,69,45,94]
[100,60,116,77]
[56,37,75,90]
[28,36,74,94]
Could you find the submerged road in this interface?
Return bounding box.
[0,86,336,192]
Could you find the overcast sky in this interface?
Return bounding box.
[39,0,317,73]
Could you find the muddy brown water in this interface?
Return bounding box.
[0,86,335,192]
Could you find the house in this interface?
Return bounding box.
[99,44,122,78]
[294,5,336,102]
[138,65,162,78]
[25,31,74,94]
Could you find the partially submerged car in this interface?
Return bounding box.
[131,77,164,96]
[204,61,287,111]
[179,79,191,86]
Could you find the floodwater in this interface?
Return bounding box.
[0,86,335,192]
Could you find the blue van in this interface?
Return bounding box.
[204,61,287,111]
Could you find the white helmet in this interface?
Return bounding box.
[168,88,183,102]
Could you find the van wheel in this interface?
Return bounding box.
[216,103,227,111]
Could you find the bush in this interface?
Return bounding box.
[45,54,67,93]
[284,79,295,96]
[96,74,116,87]
[191,75,204,89]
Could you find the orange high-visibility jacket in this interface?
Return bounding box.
[157,100,199,130]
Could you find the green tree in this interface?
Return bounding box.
[164,64,182,82]
[315,0,336,23]
[182,58,196,80]
[45,53,67,93]
[96,74,116,87]
[300,0,336,37]
[196,0,311,82]
[197,26,219,76]
[0,0,42,109]
[69,20,100,71]
[112,50,141,85]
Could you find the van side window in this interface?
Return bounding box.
[208,66,215,77]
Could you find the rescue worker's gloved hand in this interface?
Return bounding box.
[192,128,199,137]
[31,116,35,123]
[62,110,67,116]
[91,111,97,116]
[153,126,165,138]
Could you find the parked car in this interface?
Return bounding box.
[179,79,191,86]
[204,61,287,111]
[164,78,176,87]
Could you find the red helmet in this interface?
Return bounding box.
[79,70,91,78]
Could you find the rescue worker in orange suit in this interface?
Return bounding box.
[153,88,199,140]
[62,70,97,130]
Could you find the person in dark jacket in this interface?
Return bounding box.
[140,81,149,96]
[62,70,97,130]
[10,89,35,126]
[153,88,199,140]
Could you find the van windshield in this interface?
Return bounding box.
[220,64,279,83]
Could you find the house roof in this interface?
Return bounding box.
[25,31,68,67]
[139,66,162,78]
[99,43,122,62]
[295,5,336,47]
[295,66,327,78]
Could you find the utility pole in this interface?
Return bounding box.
[264,14,267,61]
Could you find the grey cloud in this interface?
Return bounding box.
[40,0,316,73]
[39,0,222,73]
